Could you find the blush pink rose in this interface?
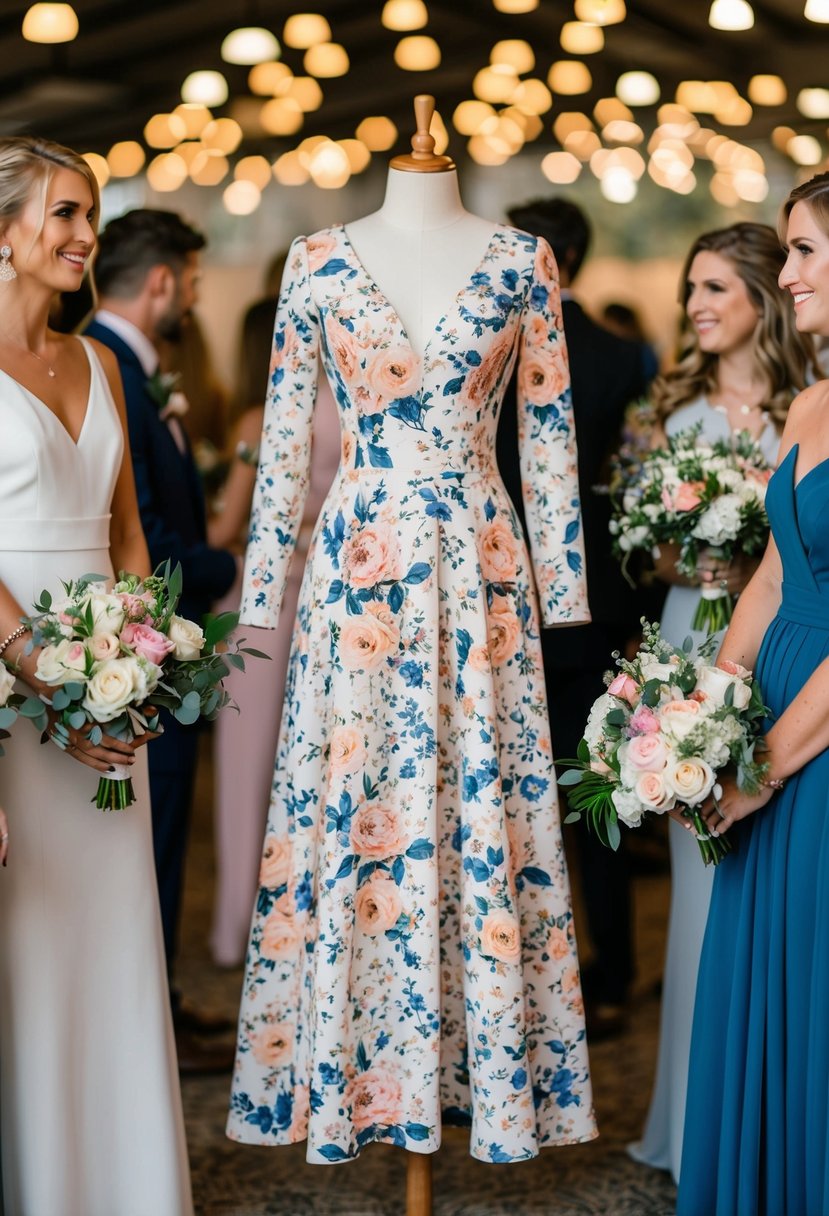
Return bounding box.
[487,595,522,665]
[260,910,302,961]
[325,313,361,383]
[481,910,522,963]
[608,672,640,705]
[120,622,175,667]
[662,481,704,512]
[259,835,292,889]
[626,734,669,771]
[720,659,751,679]
[342,523,401,589]
[249,1021,295,1068]
[117,592,152,622]
[519,345,569,406]
[467,643,490,673]
[306,232,337,272]
[364,346,420,401]
[345,1065,403,1130]
[329,725,367,776]
[479,518,518,582]
[340,614,400,671]
[460,332,514,409]
[350,804,407,859]
[629,704,661,735]
[354,875,402,934]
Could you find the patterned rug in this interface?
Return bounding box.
[179,740,677,1216]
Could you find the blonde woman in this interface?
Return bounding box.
[630,221,817,1184]
[0,137,192,1215]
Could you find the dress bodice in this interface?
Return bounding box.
[0,336,122,553]
[665,396,780,467]
[766,446,829,630]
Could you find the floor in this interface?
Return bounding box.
[177,737,678,1216]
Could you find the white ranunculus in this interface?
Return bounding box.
[612,784,645,828]
[695,664,751,711]
[167,615,205,660]
[665,757,716,806]
[692,494,743,546]
[0,662,15,706]
[82,656,145,723]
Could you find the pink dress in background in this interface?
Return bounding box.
[210,375,341,966]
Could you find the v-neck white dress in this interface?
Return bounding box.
[227,225,597,1163]
[0,338,192,1215]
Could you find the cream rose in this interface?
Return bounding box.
[85,592,126,636]
[340,614,400,672]
[660,700,702,741]
[329,725,367,776]
[635,770,676,812]
[481,910,522,963]
[36,639,89,687]
[0,662,15,706]
[665,758,716,806]
[260,910,302,961]
[249,1021,295,1068]
[354,875,402,933]
[167,615,205,660]
[479,518,518,582]
[259,835,292,889]
[82,656,145,722]
[695,664,751,711]
[89,632,121,662]
[344,1065,403,1130]
[350,804,407,860]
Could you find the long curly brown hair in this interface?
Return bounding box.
[653,222,818,427]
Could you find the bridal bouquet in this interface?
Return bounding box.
[26,564,254,810]
[610,427,771,633]
[558,622,769,865]
[0,659,25,757]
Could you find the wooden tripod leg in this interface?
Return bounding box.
[406,1151,433,1216]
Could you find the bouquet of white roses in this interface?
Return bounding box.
[25,563,259,810]
[610,427,771,633]
[558,622,769,865]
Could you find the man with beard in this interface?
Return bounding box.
[88,209,236,1070]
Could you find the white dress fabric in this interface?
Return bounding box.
[0,338,193,1216]
[629,396,780,1181]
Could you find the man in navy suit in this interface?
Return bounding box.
[87,210,237,1067]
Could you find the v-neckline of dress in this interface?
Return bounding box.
[0,335,94,449]
[336,222,505,364]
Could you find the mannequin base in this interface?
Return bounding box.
[406,1150,433,1216]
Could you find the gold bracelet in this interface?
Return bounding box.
[0,624,27,658]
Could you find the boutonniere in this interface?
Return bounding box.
[146,371,190,421]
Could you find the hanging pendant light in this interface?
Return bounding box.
[221,27,280,65]
[22,3,78,43]
[708,0,754,30]
[805,0,829,21]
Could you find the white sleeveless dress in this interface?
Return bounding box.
[629,397,780,1182]
[0,338,193,1216]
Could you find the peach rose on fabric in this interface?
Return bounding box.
[534,238,559,288]
[260,910,302,961]
[364,600,396,627]
[350,804,407,860]
[460,332,514,409]
[486,595,522,666]
[625,734,669,772]
[290,1085,310,1141]
[340,614,400,672]
[548,926,570,962]
[525,314,549,346]
[249,1021,295,1068]
[635,771,676,811]
[270,323,299,379]
[479,518,518,582]
[325,313,361,384]
[329,725,367,775]
[342,523,401,589]
[481,910,522,963]
[345,1065,403,1130]
[354,875,402,934]
[121,622,175,667]
[467,643,490,673]
[364,346,420,401]
[341,431,356,466]
[306,232,337,272]
[259,835,292,889]
[519,345,569,407]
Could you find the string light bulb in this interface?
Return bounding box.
[708,0,754,30]
[573,0,626,24]
[221,27,280,65]
[381,0,428,30]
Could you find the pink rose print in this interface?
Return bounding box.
[344,1065,403,1130]
[329,725,367,775]
[461,332,514,409]
[340,614,400,672]
[325,312,361,384]
[467,643,490,673]
[260,910,302,961]
[289,1085,310,1140]
[342,523,401,589]
[350,804,407,860]
[259,835,292,889]
[486,595,522,665]
[548,926,571,961]
[120,621,175,667]
[519,345,569,407]
[249,1021,295,1068]
[524,314,549,347]
[479,518,518,582]
[270,322,299,380]
[481,910,522,963]
[534,238,559,289]
[364,346,420,402]
[354,875,402,934]
[306,232,337,273]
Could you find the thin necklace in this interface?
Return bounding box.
[3,340,56,377]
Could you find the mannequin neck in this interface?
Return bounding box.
[375,167,467,232]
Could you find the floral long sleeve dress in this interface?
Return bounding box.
[227,223,598,1164]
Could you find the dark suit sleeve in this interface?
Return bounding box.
[121,365,237,602]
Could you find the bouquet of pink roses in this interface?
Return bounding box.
[25,563,260,810]
[558,622,769,865]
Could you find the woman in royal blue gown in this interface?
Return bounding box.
[678,172,829,1215]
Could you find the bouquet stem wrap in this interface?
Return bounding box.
[94,763,135,811]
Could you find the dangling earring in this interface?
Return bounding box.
[0,245,16,282]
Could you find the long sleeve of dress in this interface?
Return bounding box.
[517,236,590,627]
[240,236,320,628]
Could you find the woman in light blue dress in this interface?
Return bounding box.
[629,223,816,1183]
[679,171,829,1216]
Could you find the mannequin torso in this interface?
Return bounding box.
[345,168,496,359]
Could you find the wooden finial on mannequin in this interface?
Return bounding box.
[390,94,455,173]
